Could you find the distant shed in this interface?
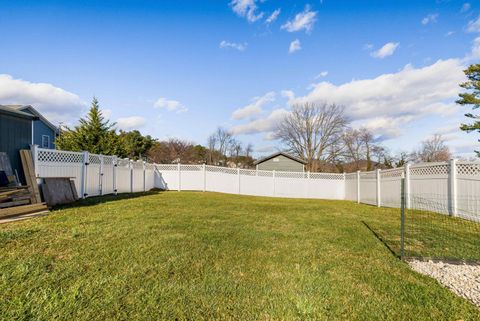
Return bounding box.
[254,152,306,172]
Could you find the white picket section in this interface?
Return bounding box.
[32,146,480,219]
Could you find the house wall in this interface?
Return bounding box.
[257,155,304,172]
[33,120,56,149]
[0,113,32,184]
[21,109,56,149]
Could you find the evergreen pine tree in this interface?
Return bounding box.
[56,97,120,155]
[457,64,480,156]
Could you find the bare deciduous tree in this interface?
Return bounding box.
[275,103,348,171]
[412,134,452,163]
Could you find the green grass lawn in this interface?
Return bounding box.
[1,192,479,320]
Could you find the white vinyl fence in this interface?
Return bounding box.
[32,146,480,219]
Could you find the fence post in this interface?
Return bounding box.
[81,151,89,198]
[99,155,104,195]
[342,172,346,200]
[376,169,381,207]
[272,170,276,197]
[177,163,181,191]
[129,160,133,193]
[202,163,206,192]
[237,168,241,194]
[449,158,457,216]
[400,178,406,259]
[143,161,146,192]
[113,156,118,195]
[30,144,39,177]
[405,164,411,209]
[356,170,361,204]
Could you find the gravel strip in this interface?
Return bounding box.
[408,260,480,306]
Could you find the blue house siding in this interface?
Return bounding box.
[0,112,33,184]
[20,108,57,149]
[33,120,56,149]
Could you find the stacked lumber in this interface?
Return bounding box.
[0,150,48,219]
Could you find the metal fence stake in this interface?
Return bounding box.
[400,177,405,260]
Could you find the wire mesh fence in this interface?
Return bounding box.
[401,194,480,262]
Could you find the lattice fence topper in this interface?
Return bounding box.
[275,171,307,179]
[457,162,480,177]
[239,169,257,176]
[117,159,130,168]
[88,154,102,165]
[380,168,404,179]
[37,149,83,163]
[310,172,344,180]
[180,165,203,171]
[145,163,155,170]
[103,156,115,165]
[345,173,357,180]
[360,171,376,179]
[131,161,144,169]
[410,162,449,177]
[256,170,273,177]
[206,166,237,175]
[155,164,178,171]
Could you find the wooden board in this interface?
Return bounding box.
[0,152,13,176]
[0,203,48,219]
[42,178,77,206]
[19,150,41,204]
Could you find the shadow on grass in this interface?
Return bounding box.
[362,220,400,259]
[53,189,165,211]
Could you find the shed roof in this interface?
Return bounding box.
[253,152,307,165]
[0,105,37,120]
[5,105,58,133]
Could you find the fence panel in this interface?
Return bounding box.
[35,148,84,197]
[206,166,238,194]
[154,164,178,190]
[145,163,155,191]
[456,162,480,221]
[380,168,403,208]
[239,169,273,197]
[309,173,345,200]
[344,173,357,201]
[275,171,307,198]
[409,162,450,215]
[116,159,131,193]
[179,165,204,190]
[131,161,144,192]
[360,171,377,205]
[102,156,115,195]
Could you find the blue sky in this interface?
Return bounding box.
[1,0,479,157]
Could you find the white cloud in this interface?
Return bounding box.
[230,108,289,135]
[467,16,480,33]
[232,91,276,120]
[445,31,455,37]
[281,7,317,33]
[289,39,302,53]
[266,9,281,24]
[370,42,399,59]
[154,97,188,113]
[461,3,471,13]
[230,0,264,23]
[116,116,146,130]
[0,74,85,124]
[354,115,415,140]
[102,109,112,119]
[219,40,247,51]
[281,90,295,103]
[421,13,439,25]
[314,71,329,79]
[295,59,465,138]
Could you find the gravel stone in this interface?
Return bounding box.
[408,259,480,307]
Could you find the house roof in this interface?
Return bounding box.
[253,152,307,165]
[0,105,37,120]
[5,105,58,133]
